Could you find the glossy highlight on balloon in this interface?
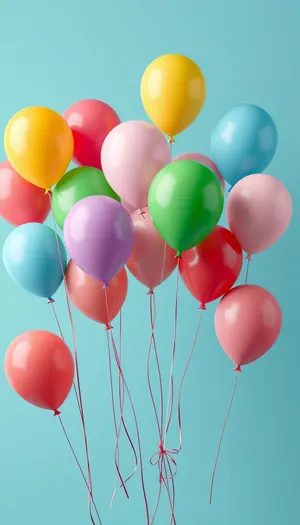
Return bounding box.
[3,223,67,298]
[101,120,171,210]
[148,160,224,255]
[141,54,206,140]
[52,166,120,229]
[64,195,134,287]
[179,226,243,308]
[210,104,278,187]
[4,106,74,190]
[0,160,51,226]
[66,261,128,325]
[63,99,121,169]
[226,174,292,256]
[214,284,282,366]
[5,330,74,413]
[126,207,177,290]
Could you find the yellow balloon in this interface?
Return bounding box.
[141,54,206,141]
[4,106,74,190]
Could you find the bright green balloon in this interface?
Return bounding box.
[148,160,224,255]
[52,166,120,229]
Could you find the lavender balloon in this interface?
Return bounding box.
[64,195,134,287]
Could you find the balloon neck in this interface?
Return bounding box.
[44,188,52,195]
[198,302,207,311]
[147,288,154,295]
[175,251,182,259]
[169,136,175,144]
[228,186,232,193]
[137,208,146,218]
[234,365,242,372]
[47,297,54,304]
[105,323,113,331]
[54,409,61,416]
[245,254,252,262]
[102,282,110,289]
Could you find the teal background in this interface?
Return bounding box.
[0,1,299,524]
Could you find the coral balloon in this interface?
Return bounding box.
[179,226,243,309]
[148,160,224,255]
[5,330,74,414]
[210,104,278,187]
[63,99,121,169]
[4,106,74,190]
[0,160,51,226]
[101,120,171,210]
[64,196,134,287]
[141,54,206,140]
[173,153,225,192]
[66,261,128,326]
[52,166,120,229]
[3,223,67,299]
[214,285,282,367]
[226,174,292,256]
[126,207,177,291]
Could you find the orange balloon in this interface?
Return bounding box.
[65,260,128,326]
[5,330,74,414]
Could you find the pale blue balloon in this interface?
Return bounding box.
[2,222,67,299]
[210,104,278,188]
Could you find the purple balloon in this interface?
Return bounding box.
[64,195,134,287]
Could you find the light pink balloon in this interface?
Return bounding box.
[226,174,292,256]
[101,121,171,209]
[214,284,282,367]
[126,207,177,291]
[173,152,225,191]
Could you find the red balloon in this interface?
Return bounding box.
[65,260,128,326]
[5,330,74,414]
[63,99,121,169]
[179,226,243,309]
[0,161,51,226]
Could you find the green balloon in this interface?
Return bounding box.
[52,166,120,229]
[148,160,224,255]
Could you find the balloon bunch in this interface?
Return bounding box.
[0,53,292,524]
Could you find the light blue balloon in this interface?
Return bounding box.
[210,104,278,188]
[3,223,67,299]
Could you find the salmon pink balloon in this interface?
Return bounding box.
[66,261,128,326]
[101,121,171,210]
[173,152,225,191]
[226,174,292,256]
[64,99,121,169]
[179,226,242,309]
[214,285,282,367]
[0,160,51,226]
[5,330,74,414]
[126,207,177,291]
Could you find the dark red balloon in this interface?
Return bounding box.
[179,226,243,309]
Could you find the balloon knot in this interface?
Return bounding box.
[44,188,52,195]
[234,365,242,372]
[54,409,61,416]
[102,282,110,289]
[137,209,146,218]
[169,137,175,144]
[105,323,113,331]
[147,288,154,295]
[245,254,252,262]
[47,298,54,304]
[175,251,182,259]
[228,186,232,193]
[198,303,207,311]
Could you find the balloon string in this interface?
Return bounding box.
[147,291,164,440]
[245,256,251,284]
[104,291,139,509]
[57,415,102,525]
[160,242,167,285]
[109,328,150,524]
[48,194,98,523]
[209,368,241,504]
[177,309,203,451]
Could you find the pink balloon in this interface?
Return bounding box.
[101,121,171,209]
[173,152,225,191]
[226,174,292,256]
[63,99,121,169]
[126,207,177,291]
[214,285,282,367]
[122,201,136,215]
